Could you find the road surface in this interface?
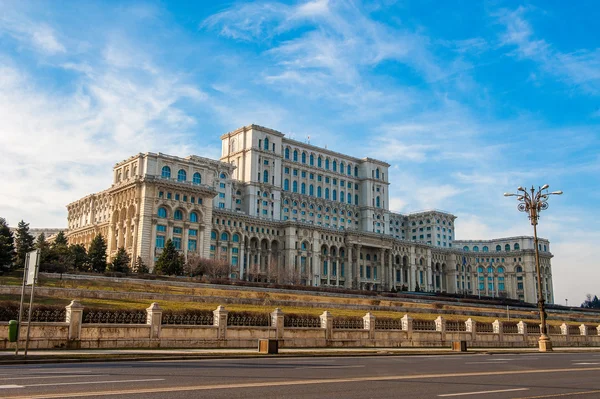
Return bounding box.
[1,352,600,398]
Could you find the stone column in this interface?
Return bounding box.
[363,312,376,340]
[356,245,362,288]
[435,316,446,334]
[388,251,394,290]
[465,318,477,341]
[401,314,413,341]
[346,246,353,288]
[518,321,527,336]
[493,320,503,342]
[579,324,587,336]
[597,325,600,336]
[379,248,385,289]
[320,311,333,341]
[146,302,162,339]
[213,305,228,340]
[183,222,189,258]
[560,323,569,337]
[271,308,285,340]
[239,244,245,280]
[65,300,84,341]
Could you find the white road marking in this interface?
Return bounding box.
[0,375,107,381]
[573,362,600,365]
[27,370,93,374]
[0,385,24,389]
[465,361,508,364]
[294,365,365,369]
[438,388,529,397]
[23,378,165,388]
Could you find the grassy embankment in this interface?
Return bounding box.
[0,275,590,325]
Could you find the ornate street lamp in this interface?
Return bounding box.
[504,185,562,352]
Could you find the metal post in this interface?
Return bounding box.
[533,221,551,351]
[24,251,40,356]
[15,253,29,356]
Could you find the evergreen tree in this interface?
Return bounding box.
[68,244,88,271]
[14,220,34,268]
[134,256,149,274]
[53,231,68,246]
[51,231,70,272]
[87,234,108,273]
[581,294,600,309]
[36,233,53,272]
[108,248,130,274]
[0,218,15,271]
[154,239,183,276]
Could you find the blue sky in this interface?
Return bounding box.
[1,0,598,304]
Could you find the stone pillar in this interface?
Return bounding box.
[146,302,162,339]
[346,246,353,288]
[213,305,228,340]
[579,324,587,336]
[493,320,503,342]
[363,312,376,340]
[320,311,333,341]
[435,316,446,334]
[518,321,527,337]
[65,300,84,341]
[597,325,600,336]
[388,251,393,290]
[239,244,245,280]
[560,323,569,336]
[401,314,413,335]
[465,318,477,341]
[271,308,285,340]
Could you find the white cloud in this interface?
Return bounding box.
[496,6,600,95]
[0,8,66,55]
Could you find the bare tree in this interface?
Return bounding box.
[266,255,279,283]
[203,258,229,279]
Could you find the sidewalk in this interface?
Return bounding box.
[1,346,599,365]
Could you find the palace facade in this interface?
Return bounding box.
[66,124,554,304]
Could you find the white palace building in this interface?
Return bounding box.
[66,124,554,304]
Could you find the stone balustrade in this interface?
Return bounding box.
[1,300,599,350]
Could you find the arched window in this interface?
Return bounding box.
[376,168,380,179]
[478,266,484,273]
[264,137,269,150]
[482,246,488,252]
[301,182,306,194]
[211,231,217,240]
[514,243,520,250]
[193,172,201,185]
[318,156,322,167]
[347,193,351,203]
[285,148,290,159]
[463,246,469,252]
[301,242,307,251]
[366,254,371,261]
[332,189,337,201]
[161,166,171,179]
[309,184,314,196]
[376,196,380,208]
[174,210,183,220]
[347,164,351,175]
[496,245,501,252]
[325,159,330,170]
[309,154,314,165]
[220,232,229,241]
[190,212,198,223]
[317,186,322,198]
[325,188,330,199]
[293,180,298,193]
[354,194,358,205]
[516,266,523,273]
[263,170,269,183]
[220,172,227,179]
[487,266,494,273]
[340,162,345,173]
[543,245,547,252]
[284,179,289,191]
[505,244,510,251]
[497,266,505,274]
[293,150,298,162]
[177,169,187,182]
[354,166,358,177]
[301,152,306,164]
[332,160,337,172]
[158,207,167,218]
[232,234,240,243]
[473,246,479,252]
[340,191,345,203]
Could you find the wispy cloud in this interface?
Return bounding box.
[496,6,600,95]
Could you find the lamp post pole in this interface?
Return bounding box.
[504,185,562,352]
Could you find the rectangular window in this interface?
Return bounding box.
[167,192,172,199]
[173,227,182,234]
[189,229,197,236]
[157,225,166,233]
[374,266,377,280]
[191,196,195,204]
[309,173,314,179]
[325,177,330,183]
[183,195,187,202]
[366,266,371,279]
[220,183,226,188]
[284,167,290,174]
[219,202,225,208]
[188,239,197,251]
[232,256,238,265]
[159,191,164,198]
[156,235,165,248]
[219,192,225,198]
[232,247,239,254]
[293,169,298,176]
[318,175,322,182]
[301,171,306,178]
[172,237,181,250]
[263,159,269,165]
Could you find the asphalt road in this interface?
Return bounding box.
[1,352,600,399]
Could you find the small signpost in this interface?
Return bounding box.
[15,249,40,356]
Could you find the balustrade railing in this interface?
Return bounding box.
[412,320,436,331]
[83,309,146,324]
[284,315,321,328]
[162,311,213,326]
[526,324,540,335]
[503,323,519,334]
[446,321,466,332]
[227,312,270,327]
[333,317,363,329]
[476,322,494,333]
[548,325,562,335]
[375,318,402,330]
